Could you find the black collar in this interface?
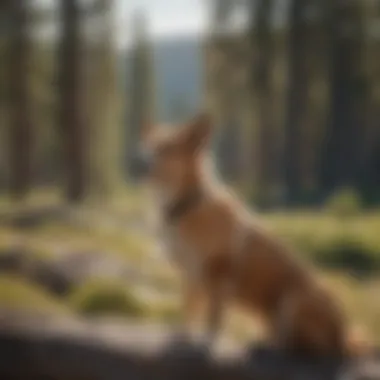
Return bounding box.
[165,189,204,223]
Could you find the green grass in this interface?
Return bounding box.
[29,222,156,265]
[262,211,380,276]
[0,275,70,315]
[68,279,148,318]
[0,188,379,341]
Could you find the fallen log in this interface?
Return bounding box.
[0,311,379,380]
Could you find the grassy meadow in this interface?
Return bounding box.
[0,188,379,344]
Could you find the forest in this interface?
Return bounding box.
[0,0,379,358]
[0,0,379,207]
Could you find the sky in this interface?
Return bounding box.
[35,0,209,47]
[116,0,209,46]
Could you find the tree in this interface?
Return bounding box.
[353,0,380,203]
[85,0,122,199]
[0,8,10,189]
[8,0,34,199]
[249,0,278,205]
[319,0,367,196]
[211,0,234,30]
[206,0,247,184]
[282,0,318,205]
[279,0,334,204]
[58,0,88,203]
[126,11,155,180]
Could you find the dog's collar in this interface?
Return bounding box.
[165,188,204,223]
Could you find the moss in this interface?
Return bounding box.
[324,188,363,218]
[0,274,70,314]
[68,279,147,318]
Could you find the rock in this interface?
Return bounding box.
[0,313,378,380]
[0,247,31,273]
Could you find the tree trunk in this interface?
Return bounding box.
[355,1,380,203]
[86,0,121,199]
[8,0,34,199]
[250,0,277,206]
[282,0,313,205]
[319,0,366,195]
[127,11,155,180]
[209,1,244,185]
[58,0,88,203]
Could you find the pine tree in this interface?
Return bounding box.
[319,0,367,195]
[207,0,244,184]
[8,0,34,199]
[0,5,10,189]
[281,0,333,204]
[127,11,155,180]
[58,0,88,203]
[211,0,233,30]
[86,0,121,199]
[283,0,316,205]
[348,0,380,202]
[249,0,278,205]
[363,0,380,200]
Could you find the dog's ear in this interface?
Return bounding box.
[183,112,213,152]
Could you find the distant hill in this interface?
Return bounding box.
[121,35,204,123]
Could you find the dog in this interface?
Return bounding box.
[136,112,369,359]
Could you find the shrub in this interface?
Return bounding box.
[312,237,380,278]
[266,212,380,278]
[68,279,147,317]
[325,188,362,218]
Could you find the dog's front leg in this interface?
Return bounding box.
[200,253,233,351]
[201,281,227,350]
[170,278,204,345]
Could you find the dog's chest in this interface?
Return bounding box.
[160,223,201,275]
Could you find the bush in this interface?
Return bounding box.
[312,237,380,278]
[325,188,362,218]
[68,279,147,317]
[265,212,380,278]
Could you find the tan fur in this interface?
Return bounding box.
[141,113,371,358]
